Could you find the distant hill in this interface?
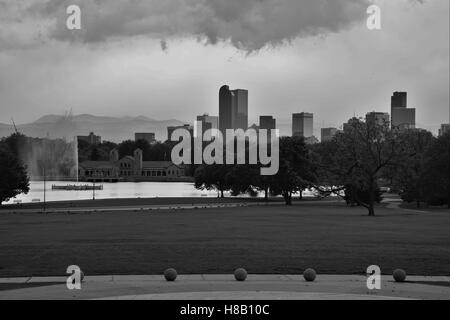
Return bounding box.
[0,114,188,143]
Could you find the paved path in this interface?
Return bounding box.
[1,274,449,300]
[0,199,346,214]
[0,201,278,214]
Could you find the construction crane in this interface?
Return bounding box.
[11,118,18,134]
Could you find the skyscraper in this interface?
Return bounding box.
[391,92,416,129]
[292,113,313,138]
[135,132,156,144]
[259,116,276,131]
[365,112,390,127]
[196,114,219,140]
[321,127,338,142]
[167,124,193,141]
[439,124,450,136]
[391,92,407,109]
[77,132,101,145]
[219,85,248,133]
[233,89,248,130]
[343,117,361,133]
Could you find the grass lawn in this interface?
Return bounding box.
[0,202,449,277]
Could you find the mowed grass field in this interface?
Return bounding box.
[0,202,449,277]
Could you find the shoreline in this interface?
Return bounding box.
[0,196,295,211]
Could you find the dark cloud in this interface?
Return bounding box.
[2,0,373,51]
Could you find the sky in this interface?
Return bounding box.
[0,0,448,133]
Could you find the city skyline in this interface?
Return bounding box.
[18,88,441,143]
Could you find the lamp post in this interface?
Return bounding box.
[92,174,96,201]
[43,165,46,214]
[92,171,103,201]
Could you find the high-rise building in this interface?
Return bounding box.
[135,132,156,144]
[233,89,248,130]
[343,117,360,133]
[391,92,415,129]
[167,124,193,141]
[77,132,101,145]
[321,127,338,142]
[292,113,313,138]
[365,112,390,127]
[259,116,276,131]
[219,85,248,133]
[219,85,233,133]
[439,124,450,136]
[196,114,219,140]
[391,92,407,109]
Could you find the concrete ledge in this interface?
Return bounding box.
[97,291,412,300]
[1,274,448,283]
[1,274,449,300]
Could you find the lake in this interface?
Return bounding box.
[2,181,319,204]
[2,181,218,204]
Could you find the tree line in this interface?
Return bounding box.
[0,134,30,204]
[193,119,450,215]
[78,139,175,162]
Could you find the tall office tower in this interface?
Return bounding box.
[391,92,416,129]
[439,124,450,136]
[219,85,248,133]
[365,112,390,127]
[219,85,233,133]
[343,117,360,133]
[259,116,276,130]
[77,132,101,145]
[292,113,313,137]
[233,89,248,130]
[391,92,407,108]
[135,132,156,144]
[321,127,338,142]
[196,114,219,140]
[167,124,193,141]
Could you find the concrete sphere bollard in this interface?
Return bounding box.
[234,268,248,281]
[164,268,178,281]
[303,268,317,282]
[393,269,406,282]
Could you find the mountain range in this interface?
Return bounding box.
[0,114,187,143]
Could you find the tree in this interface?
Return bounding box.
[118,140,136,158]
[90,147,100,161]
[226,165,260,197]
[269,137,316,205]
[420,133,450,208]
[392,130,434,207]
[148,142,173,161]
[135,139,152,160]
[77,140,117,162]
[0,144,30,204]
[253,170,273,201]
[343,184,382,206]
[1,132,27,157]
[316,119,405,216]
[194,164,232,198]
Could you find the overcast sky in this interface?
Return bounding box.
[0,0,448,133]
